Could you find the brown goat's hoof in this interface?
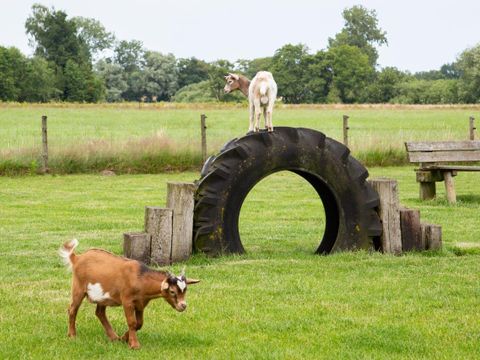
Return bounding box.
[67,332,76,338]
[129,342,141,350]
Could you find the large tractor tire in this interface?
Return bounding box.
[193,127,382,256]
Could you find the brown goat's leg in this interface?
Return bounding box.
[122,303,140,349]
[121,309,144,342]
[95,305,119,341]
[67,286,85,337]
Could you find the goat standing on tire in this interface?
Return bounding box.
[224,71,277,132]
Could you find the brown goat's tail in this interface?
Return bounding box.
[58,239,79,271]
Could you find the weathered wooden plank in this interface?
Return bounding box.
[400,208,423,251]
[368,179,402,254]
[421,223,442,250]
[443,172,456,204]
[407,150,480,163]
[405,140,480,152]
[145,207,173,266]
[167,182,196,263]
[123,232,151,264]
[423,165,480,172]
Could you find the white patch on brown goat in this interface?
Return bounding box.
[87,283,111,302]
[177,278,186,292]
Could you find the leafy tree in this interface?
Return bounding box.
[391,79,458,104]
[143,51,178,101]
[114,40,144,73]
[177,57,210,89]
[327,45,373,103]
[72,16,116,59]
[367,67,407,103]
[414,70,445,81]
[25,4,90,68]
[20,57,58,102]
[235,57,273,79]
[63,60,104,102]
[328,5,387,66]
[270,44,311,103]
[0,46,27,101]
[456,45,480,103]
[303,51,333,103]
[440,63,461,79]
[95,59,127,102]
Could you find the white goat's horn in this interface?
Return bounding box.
[180,266,186,277]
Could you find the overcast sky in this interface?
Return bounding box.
[1,0,479,72]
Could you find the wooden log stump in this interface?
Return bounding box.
[399,208,423,251]
[145,207,173,266]
[167,182,196,262]
[123,232,151,263]
[368,178,402,254]
[422,223,442,250]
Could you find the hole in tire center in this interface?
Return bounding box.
[239,171,327,256]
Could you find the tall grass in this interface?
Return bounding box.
[1,103,479,174]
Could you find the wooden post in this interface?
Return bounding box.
[123,232,151,263]
[399,208,423,251]
[167,182,196,262]
[368,178,402,254]
[201,114,207,164]
[145,207,173,266]
[421,223,442,250]
[443,171,456,204]
[416,170,441,201]
[469,116,476,140]
[342,114,349,147]
[41,115,49,173]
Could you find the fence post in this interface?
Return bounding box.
[201,114,207,164]
[469,116,476,140]
[41,115,49,173]
[343,114,349,147]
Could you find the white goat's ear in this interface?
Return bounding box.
[161,279,170,291]
[186,278,200,285]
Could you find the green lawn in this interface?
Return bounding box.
[1,104,479,173]
[1,167,479,359]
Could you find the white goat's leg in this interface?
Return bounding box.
[248,102,255,132]
[254,101,262,132]
[267,105,274,132]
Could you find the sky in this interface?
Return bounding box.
[1,0,479,73]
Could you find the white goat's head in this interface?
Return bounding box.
[224,73,240,94]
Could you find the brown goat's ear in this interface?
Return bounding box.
[229,73,239,80]
[161,279,170,291]
[186,278,200,285]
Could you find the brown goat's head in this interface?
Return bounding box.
[161,272,200,312]
[224,73,240,94]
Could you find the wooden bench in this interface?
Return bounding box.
[405,141,480,203]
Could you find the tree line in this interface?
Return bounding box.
[1,4,479,104]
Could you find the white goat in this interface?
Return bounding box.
[224,71,277,132]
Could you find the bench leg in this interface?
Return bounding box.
[443,171,456,204]
[419,182,436,200]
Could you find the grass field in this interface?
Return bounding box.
[1,103,480,174]
[1,167,479,359]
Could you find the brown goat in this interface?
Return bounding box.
[59,239,200,349]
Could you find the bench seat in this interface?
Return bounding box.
[405,141,480,203]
